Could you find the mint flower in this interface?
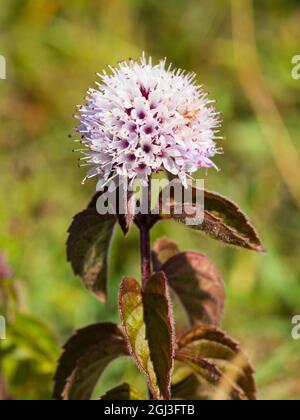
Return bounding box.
[75,55,223,188]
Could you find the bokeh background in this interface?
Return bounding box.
[1,0,300,400]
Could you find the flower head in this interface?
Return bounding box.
[75,55,223,188]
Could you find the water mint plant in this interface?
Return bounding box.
[53,56,265,401]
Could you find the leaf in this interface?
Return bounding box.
[119,277,160,399]
[176,349,246,400]
[176,326,256,400]
[158,187,265,253]
[53,323,128,400]
[143,272,175,400]
[152,238,180,269]
[203,190,265,252]
[100,383,143,400]
[91,188,135,235]
[117,213,134,236]
[171,372,204,400]
[119,274,175,400]
[116,190,136,235]
[67,207,115,302]
[87,192,102,209]
[161,252,225,327]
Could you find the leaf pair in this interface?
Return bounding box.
[119,262,255,400]
[53,278,256,400]
[62,186,262,400]
[53,273,175,401]
[67,188,264,304]
[119,272,174,400]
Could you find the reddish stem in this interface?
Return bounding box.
[135,180,152,290]
[140,226,151,290]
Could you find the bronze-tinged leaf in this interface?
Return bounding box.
[67,208,115,302]
[100,383,143,400]
[171,372,206,400]
[158,187,265,253]
[176,326,256,401]
[116,191,136,236]
[176,350,246,401]
[119,277,160,399]
[143,272,175,400]
[152,238,180,269]
[119,274,175,400]
[53,323,128,401]
[203,189,265,253]
[88,192,102,209]
[161,252,225,327]
[89,188,135,235]
[117,213,134,236]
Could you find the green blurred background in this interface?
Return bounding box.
[1,0,300,400]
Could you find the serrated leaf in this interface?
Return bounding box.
[100,383,143,400]
[143,272,175,400]
[119,274,175,400]
[176,326,256,400]
[161,252,225,327]
[158,187,265,253]
[119,277,160,399]
[176,349,246,400]
[53,323,128,400]
[152,238,180,269]
[89,189,135,236]
[203,190,265,252]
[67,207,115,302]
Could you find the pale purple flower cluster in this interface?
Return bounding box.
[76,55,223,188]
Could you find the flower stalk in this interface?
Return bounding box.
[136,180,152,290]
